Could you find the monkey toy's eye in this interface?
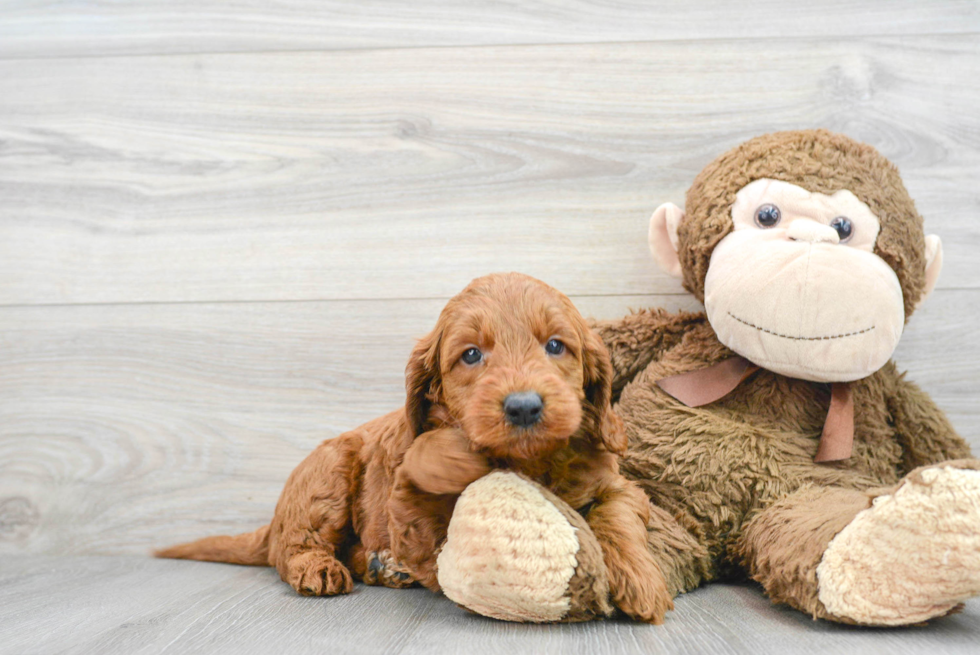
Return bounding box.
[461,347,483,365]
[545,339,565,356]
[754,204,781,228]
[830,216,853,242]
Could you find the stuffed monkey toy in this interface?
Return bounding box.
[440,130,980,626]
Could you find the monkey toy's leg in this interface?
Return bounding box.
[737,462,980,625]
[267,433,364,596]
[734,485,871,621]
[642,501,714,598]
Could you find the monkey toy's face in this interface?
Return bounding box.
[706,178,903,382]
[649,176,943,383]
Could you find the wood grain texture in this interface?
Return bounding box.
[0,1,977,58]
[1,557,978,655]
[0,291,975,557]
[1,36,978,306]
[2,2,979,645]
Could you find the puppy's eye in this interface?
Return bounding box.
[754,204,781,228]
[545,339,565,356]
[460,347,483,365]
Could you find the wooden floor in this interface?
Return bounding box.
[3,557,979,655]
[1,2,979,653]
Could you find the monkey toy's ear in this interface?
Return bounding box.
[648,202,685,278]
[919,234,944,309]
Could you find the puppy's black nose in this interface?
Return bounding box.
[504,391,543,428]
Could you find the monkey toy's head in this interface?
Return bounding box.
[649,130,943,383]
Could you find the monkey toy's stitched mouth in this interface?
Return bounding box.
[727,312,876,342]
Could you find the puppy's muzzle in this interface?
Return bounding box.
[503,391,543,428]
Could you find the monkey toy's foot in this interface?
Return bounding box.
[817,463,980,625]
[437,471,613,623]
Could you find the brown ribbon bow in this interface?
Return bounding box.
[655,356,854,463]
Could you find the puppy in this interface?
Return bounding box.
[156,273,671,623]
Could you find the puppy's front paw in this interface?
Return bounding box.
[611,561,673,624]
[817,465,980,625]
[285,551,354,596]
[404,428,490,496]
[364,550,416,589]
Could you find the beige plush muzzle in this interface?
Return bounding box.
[704,229,905,382]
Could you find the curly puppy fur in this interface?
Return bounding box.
[156,272,671,623]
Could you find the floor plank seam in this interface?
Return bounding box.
[1,30,978,62]
[0,292,697,311]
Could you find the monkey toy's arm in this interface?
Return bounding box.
[590,309,705,401]
[883,362,974,473]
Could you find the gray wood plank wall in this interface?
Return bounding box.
[1,1,978,568]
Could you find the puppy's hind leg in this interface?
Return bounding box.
[269,433,363,596]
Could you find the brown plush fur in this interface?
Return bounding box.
[594,130,976,622]
[735,484,875,622]
[600,308,974,621]
[157,273,671,623]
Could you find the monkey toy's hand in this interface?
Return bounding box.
[437,471,616,623]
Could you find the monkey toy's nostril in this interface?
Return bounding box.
[503,391,543,428]
[787,219,840,244]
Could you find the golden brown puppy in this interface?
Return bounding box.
[157,273,670,623]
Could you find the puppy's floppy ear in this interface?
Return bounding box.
[405,327,443,436]
[581,327,627,455]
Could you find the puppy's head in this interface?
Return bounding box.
[405,272,625,460]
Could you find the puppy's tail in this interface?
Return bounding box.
[154,524,271,566]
